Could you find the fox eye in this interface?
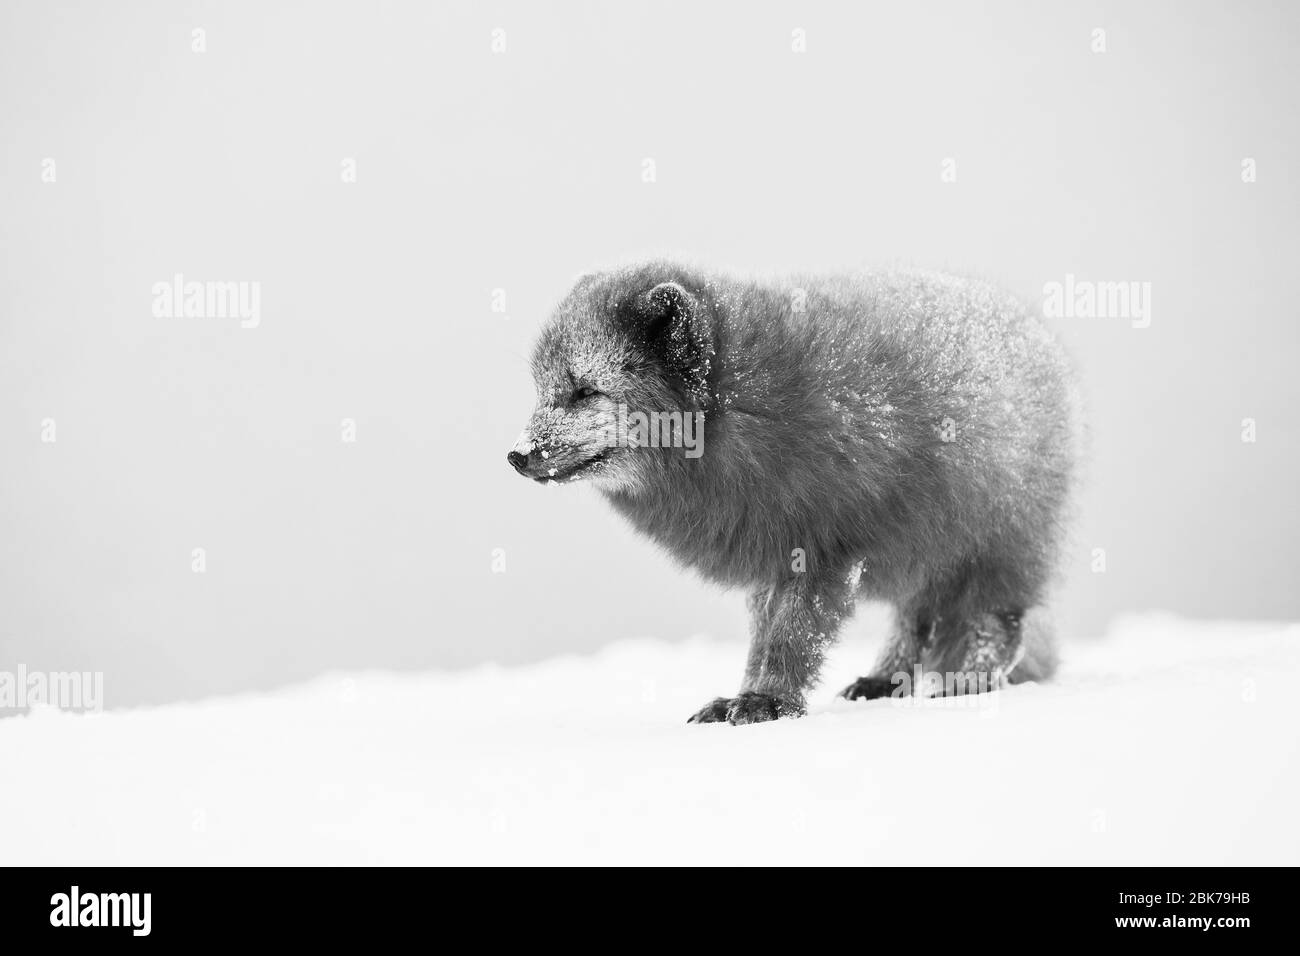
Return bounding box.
[572,386,599,401]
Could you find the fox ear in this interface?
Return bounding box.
[639,281,688,334]
[635,281,714,400]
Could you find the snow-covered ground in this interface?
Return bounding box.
[2,614,1297,865]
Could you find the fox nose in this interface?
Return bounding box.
[507,450,529,473]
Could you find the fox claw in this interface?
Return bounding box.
[687,692,802,725]
[686,697,731,723]
[840,676,899,701]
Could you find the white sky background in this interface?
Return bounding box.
[0,1,1297,707]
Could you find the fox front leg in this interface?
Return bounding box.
[840,607,931,701]
[688,571,858,725]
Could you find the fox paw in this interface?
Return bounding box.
[686,692,803,725]
[840,676,900,701]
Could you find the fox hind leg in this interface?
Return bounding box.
[922,610,1026,696]
[842,607,1044,700]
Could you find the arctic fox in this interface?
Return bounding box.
[509,262,1079,725]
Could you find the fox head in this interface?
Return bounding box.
[508,264,715,490]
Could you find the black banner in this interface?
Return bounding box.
[0,866,1280,943]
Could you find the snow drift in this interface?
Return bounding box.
[1,614,1297,865]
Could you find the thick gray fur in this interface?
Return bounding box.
[510,261,1079,725]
